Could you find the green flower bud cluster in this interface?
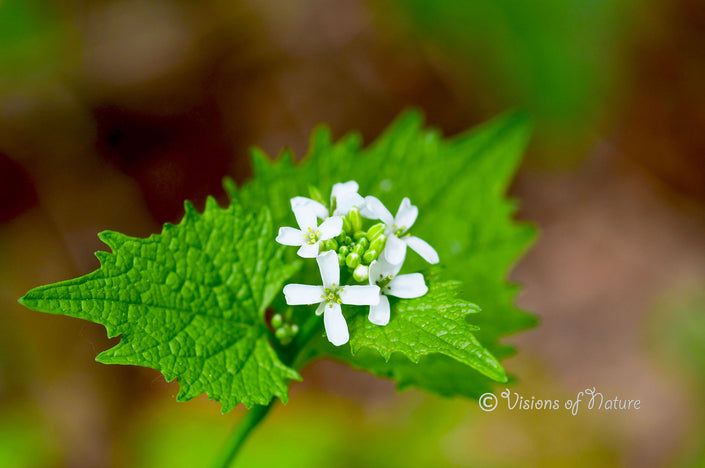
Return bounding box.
[321,207,388,283]
[271,313,299,345]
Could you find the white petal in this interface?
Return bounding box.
[315,302,326,316]
[291,197,328,219]
[283,284,324,305]
[334,192,365,216]
[317,216,343,240]
[368,260,385,285]
[331,181,359,199]
[359,203,377,219]
[383,235,407,265]
[316,250,340,287]
[386,273,428,298]
[293,204,317,231]
[394,197,418,232]
[363,196,394,225]
[368,295,390,326]
[323,303,349,346]
[405,236,439,264]
[297,242,319,258]
[368,259,400,286]
[276,227,303,246]
[339,285,380,305]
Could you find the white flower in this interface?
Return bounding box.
[290,196,328,220]
[363,196,439,265]
[276,204,342,258]
[290,180,365,218]
[283,251,380,346]
[330,181,365,216]
[367,257,428,326]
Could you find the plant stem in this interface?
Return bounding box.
[287,312,323,367]
[212,401,275,468]
[213,313,322,468]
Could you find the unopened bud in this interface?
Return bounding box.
[353,265,369,282]
[366,223,386,242]
[338,253,346,265]
[353,231,366,241]
[342,217,352,234]
[363,249,378,264]
[339,245,350,257]
[345,252,361,269]
[275,328,287,340]
[353,243,366,256]
[347,207,363,233]
[323,238,338,251]
[308,185,326,206]
[358,237,369,250]
[369,234,387,254]
[271,314,283,328]
[289,324,299,335]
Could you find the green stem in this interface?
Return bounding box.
[287,312,323,367]
[213,312,322,468]
[212,401,275,468]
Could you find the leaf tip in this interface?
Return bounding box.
[94,250,111,264]
[17,286,44,310]
[183,200,197,216]
[97,230,122,249]
[500,108,534,144]
[205,195,220,211]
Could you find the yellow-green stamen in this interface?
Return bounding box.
[302,226,322,245]
[321,284,343,305]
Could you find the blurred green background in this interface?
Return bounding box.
[1,0,705,466]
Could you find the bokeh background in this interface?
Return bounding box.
[1,0,705,466]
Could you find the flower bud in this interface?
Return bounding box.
[323,238,338,252]
[362,249,378,264]
[275,328,287,340]
[345,252,361,269]
[358,237,369,250]
[353,243,366,256]
[347,207,363,233]
[308,185,326,206]
[353,265,369,282]
[289,324,299,335]
[342,216,352,234]
[369,234,387,254]
[366,223,386,241]
[353,231,366,241]
[338,253,346,265]
[271,314,283,328]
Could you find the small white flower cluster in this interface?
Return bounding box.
[276,181,439,346]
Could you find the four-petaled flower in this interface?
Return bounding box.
[279,182,437,342]
[291,180,365,218]
[283,251,380,346]
[364,196,439,265]
[275,203,342,258]
[367,256,428,326]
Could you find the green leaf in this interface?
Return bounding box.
[227,110,535,397]
[329,350,495,399]
[19,198,301,412]
[347,279,507,383]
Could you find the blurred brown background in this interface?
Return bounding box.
[1,0,705,467]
